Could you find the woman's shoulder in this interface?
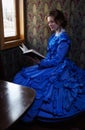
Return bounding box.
[59,31,70,39]
[58,31,71,45]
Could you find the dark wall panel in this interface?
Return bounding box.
[0,47,32,81]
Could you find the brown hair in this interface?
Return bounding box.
[47,9,67,28]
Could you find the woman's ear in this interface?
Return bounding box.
[56,20,62,26]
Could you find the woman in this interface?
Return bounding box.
[13,9,85,122]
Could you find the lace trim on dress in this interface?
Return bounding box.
[55,29,65,36]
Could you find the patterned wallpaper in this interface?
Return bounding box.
[24,0,85,68]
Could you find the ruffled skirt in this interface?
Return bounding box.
[13,59,85,122]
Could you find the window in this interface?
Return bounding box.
[0,0,24,50]
[2,0,17,37]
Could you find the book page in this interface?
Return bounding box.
[19,43,45,59]
[19,43,29,52]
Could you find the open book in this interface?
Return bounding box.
[19,43,45,60]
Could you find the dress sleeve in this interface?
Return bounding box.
[39,39,70,68]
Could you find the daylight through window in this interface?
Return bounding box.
[2,0,17,37]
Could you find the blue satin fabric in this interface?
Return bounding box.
[13,31,85,122]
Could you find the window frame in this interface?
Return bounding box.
[0,0,25,50]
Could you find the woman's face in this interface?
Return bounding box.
[47,16,60,31]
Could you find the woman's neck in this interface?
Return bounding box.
[55,28,65,36]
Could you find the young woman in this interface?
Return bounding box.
[13,9,85,122]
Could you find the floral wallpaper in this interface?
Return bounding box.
[24,0,85,68]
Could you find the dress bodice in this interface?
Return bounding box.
[40,31,71,68]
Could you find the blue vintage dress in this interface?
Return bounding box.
[13,30,85,122]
